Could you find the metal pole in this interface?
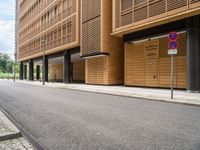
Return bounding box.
[41,39,45,85]
[171,55,174,99]
[43,52,45,85]
[13,64,15,82]
[13,53,16,82]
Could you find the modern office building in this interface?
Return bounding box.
[16,0,200,92]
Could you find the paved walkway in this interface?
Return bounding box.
[0,111,34,150]
[15,80,200,106]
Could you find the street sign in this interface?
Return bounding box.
[168,49,177,55]
[168,32,179,41]
[168,32,179,100]
[168,41,178,50]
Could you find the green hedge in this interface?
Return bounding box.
[0,73,19,80]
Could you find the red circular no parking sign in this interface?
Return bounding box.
[168,32,179,41]
[168,41,179,49]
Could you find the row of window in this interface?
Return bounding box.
[19,0,75,46]
[19,0,34,14]
[20,0,54,27]
[18,17,77,59]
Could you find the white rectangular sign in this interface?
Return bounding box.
[168,49,177,55]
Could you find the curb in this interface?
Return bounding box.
[9,80,200,107]
[0,107,47,150]
[0,110,21,141]
[0,132,21,141]
[64,87,200,107]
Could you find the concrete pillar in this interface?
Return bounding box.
[24,65,27,80]
[36,65,40,80]
[29,60,34,81]
[186,16,200,92]
[42,56,48,82]
[19,62,23,80]
[63,51,71,83]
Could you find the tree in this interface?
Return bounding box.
[0,52,14,73]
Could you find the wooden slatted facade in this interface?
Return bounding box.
[112,0,200,37]
[81,0,124,85]
[17,0,80,61]
[17,0,199,90]
[125,33,186,88]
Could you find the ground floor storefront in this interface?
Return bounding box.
[19,48,85,84]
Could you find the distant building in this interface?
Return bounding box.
[16,0,200,92]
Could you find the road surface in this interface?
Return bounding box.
[0,80,200,150]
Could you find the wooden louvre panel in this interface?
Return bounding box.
[125,42,145,86]
[82,17,101,56]
[87,20,94,54]
[68,0,76,16]
[121,0,133,11]
[62,21,67,45]
[82,0,101,23]
[134,0,147,5]
[94,0,101,18]
[145,40,159,87]
[190,0,200,3]
[167,0,187,11]
[149,0,165,17]
[86,57,105,84]
[93,17,101,53]
[88,0,94,21]
[121,12,132,26]
[71,15,76,43]
[82,0,88,22]
[134,5,148,22]
[82,23,88,54]
[190,0,200,9]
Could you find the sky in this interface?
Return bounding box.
[0,0,15,58]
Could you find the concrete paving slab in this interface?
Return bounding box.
[0,111,21,140]
[0,110,35,149]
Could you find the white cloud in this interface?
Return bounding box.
[0,0,15,59]
[0,20,15,56]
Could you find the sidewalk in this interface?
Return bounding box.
[16,80,200,106]
[0,110,34,150]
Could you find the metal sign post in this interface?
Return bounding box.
[171,54,174,99]
[168,32,179,99]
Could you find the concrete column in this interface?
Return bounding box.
[63,52,71,83]
[19,62,23,80]
[42,56,48,82]
[186,16,200,92]
[24,65,27,80]
[29,60,34,81]
[36,65,40,80]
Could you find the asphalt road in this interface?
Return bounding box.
[0,80,200,150]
